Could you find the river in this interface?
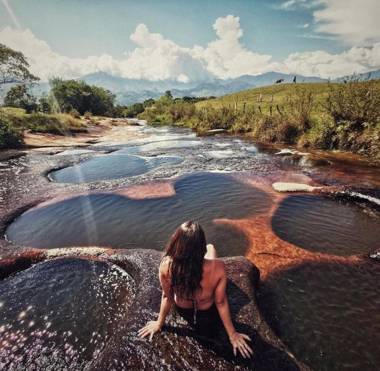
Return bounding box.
[0,121,379,370]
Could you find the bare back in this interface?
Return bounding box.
[160,257,224,310]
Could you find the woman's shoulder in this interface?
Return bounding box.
[205,257,225,266]
[204,258,226,276]
[159,256,172,276]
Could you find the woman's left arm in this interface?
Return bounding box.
[214,261,253,358]
[138,261,173,340]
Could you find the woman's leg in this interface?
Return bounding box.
[205,243,217,259]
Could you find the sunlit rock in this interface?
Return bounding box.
[92,250,304,370]
[272,182,320,193]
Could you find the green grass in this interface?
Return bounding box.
[0,107,88,149]
[140,81,380,160]
[195,82,377,111]
[0,107,27,117]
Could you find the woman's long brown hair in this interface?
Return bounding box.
[164,221,207,299]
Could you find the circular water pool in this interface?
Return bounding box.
[272,195,380,256]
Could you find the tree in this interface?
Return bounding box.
[4,84,37,112]
[164,90,173,99]
[125,103,144,117]
[38,95,55,114]
[143,98,155,107]
[49,78,115,115]
[0,43,39,86]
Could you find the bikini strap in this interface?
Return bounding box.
[193,299,197,325]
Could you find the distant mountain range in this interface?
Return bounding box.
[2,69,380,106]
[81,71,328,105]
[336,69,380,83]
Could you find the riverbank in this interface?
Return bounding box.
[0,107,143,151]
[0,108,144,158]
[139,80,380,161]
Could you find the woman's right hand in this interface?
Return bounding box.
[138,320,162,341]
[229,332,253,358]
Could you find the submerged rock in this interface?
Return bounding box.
[275,149,332,168]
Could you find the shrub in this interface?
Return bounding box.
[250,114,300,144]
[4,84,38,113]
[0,116,24,149]
[84,111,93,119]
[169,101,196,121]
[23,113,67,134]
[69,108,81,119]
[194,107,237,131]
[298,116,336,149]
[125,103,144,118]
[324,80,380,129]
[19,113,86,135]
[287,87,314,130]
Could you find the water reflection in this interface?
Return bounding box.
[7,173,271,256]
[272,195,380,256]
[49,154,183,183]
[257,260,380,370]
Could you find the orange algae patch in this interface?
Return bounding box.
[116,181,175,199]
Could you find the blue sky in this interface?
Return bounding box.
[1,0,379,80]
[0,0,341,59]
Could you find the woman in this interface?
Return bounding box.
[138,221,253,358]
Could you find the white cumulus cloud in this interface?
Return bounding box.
[120,23,210,81]
[0,27,121,80]
[0,14,380,82]
[276,0,380,46]
[283,43,380,78]
[314,0,380,45]
[193,15,280,78]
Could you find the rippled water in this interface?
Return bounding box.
[0,257,134,369]
[6,172,271,256]
[257,260,380,370]
[272,195,380,256]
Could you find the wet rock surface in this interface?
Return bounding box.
[1,124,380,370]
[0,249,305,370]
[0,256,135,369]
[92,250,304,371]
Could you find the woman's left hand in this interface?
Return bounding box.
[138,320,162,341]
[229,332,253,358]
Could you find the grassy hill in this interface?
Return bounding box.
[195,81,380,112]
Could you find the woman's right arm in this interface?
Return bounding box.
[138,260,173,340]
[214,261,253,358]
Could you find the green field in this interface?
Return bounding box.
[195,81,380,113]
